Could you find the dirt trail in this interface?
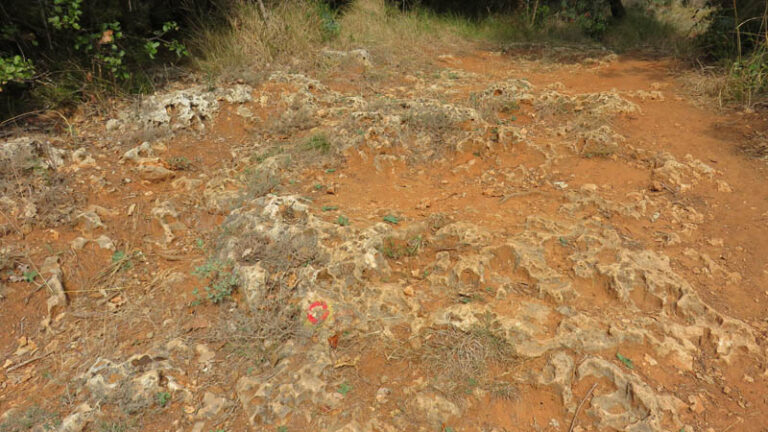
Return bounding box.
[1,46,768,432]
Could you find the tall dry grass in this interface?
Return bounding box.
[191,0,330,80]
[191,0,554,79]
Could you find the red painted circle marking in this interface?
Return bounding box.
[307,301,329,325]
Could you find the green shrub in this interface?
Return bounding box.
[0,56,35,90]
[0,0,196,115]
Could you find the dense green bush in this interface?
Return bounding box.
[0,0,224,115]
[694,0,767,104]
[697,0,766,60]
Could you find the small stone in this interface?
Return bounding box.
[75,211,105,232]
[95,235,115,250]
[650,181,663,192]
[236,106,255,120]
[196,344,215,364]
[644,354,658,366]
[70,237,90,250]
[376,387,391,404]
[402,286,415,297]
[197,392,231,418]
[727,272,742,284]
[138,165,175,182]
[688,395,705,414]
[716,180,733,193]
[416,199,431,210]
[71,148,97,169]
[57,403,92,432]
[743,374,754,383]
[722,385,731,395]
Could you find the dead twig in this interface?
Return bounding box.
[568,383,598,432]
[5,351,53,372]
[722,417,743,432]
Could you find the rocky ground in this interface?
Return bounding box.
[1,45,768,432]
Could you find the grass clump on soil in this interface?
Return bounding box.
[0,406,60,432]
[192,258,240,305]
[304,133,333,153]
[379,235,422,259]
[191,0,335,80]
[601,5,688,54]
[417,319,519,400]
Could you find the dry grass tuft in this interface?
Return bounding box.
[192,0,330,80]
[335,0,476,64]
[417,324,518,399]
[740,131,768,159]
[192,0,511,80]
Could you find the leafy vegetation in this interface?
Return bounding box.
[304,133,332,153]
[336,215,350,226]
[616,352,634,369]
[192,258,240,304]
[155,391,171,407]
[379,235,422,259]
[0,0,195,114]
[0,406,60,432]
[1,0,765,117]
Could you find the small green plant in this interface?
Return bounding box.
[111,250,133,270]
[304,133,332,153]
[337,382,352,395]
[166,156,192,171]
[277,427,288,432]
[48,0,83,30]
[726,46,768,106]
[336,215,350,226]
[379,236,422,259]
[155,391,171,407]
[0,56,35,91]
[319,5,341,41]
[321,205,339,211]
[382,215,399,224]
[192,259,239,304]
[499,100,519,113]
[112,250,126,262]
[22,270,38,283]
[616,353,634,369]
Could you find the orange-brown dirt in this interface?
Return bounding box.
[1,46,768,432]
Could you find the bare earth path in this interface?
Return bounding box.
[1,46,768,432]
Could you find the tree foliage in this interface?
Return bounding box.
[0,0,220,111]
